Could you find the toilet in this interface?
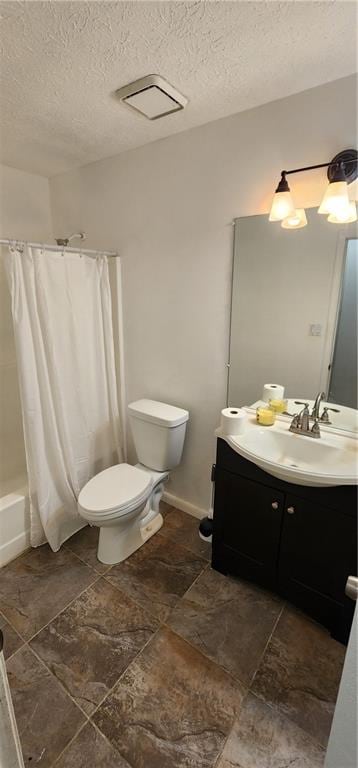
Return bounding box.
[78,399,189,565]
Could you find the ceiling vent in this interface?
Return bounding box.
[116,74,188,120]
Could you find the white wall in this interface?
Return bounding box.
[50,75,357,514]
[0,164,53,490]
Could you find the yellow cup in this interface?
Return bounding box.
[268,398,287,414]
[256,406,276,426]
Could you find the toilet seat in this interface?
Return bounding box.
[78,463,152,519]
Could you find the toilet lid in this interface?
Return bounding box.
[78,463,152,514]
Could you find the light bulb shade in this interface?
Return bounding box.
[281,209,307,229]
[327,201,357,224]
[269,190,296,221]
[318,181,350,216]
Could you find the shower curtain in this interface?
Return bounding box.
[4,245,123,551]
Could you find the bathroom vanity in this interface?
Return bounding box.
[212,436,357,644]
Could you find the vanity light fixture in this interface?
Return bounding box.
[327,201,357,224]
[318,158,351,217]
[268,174,296,221]
[269,149,358,228]
[281,208,307,229]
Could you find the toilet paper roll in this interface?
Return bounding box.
[262,384,285,403]
[221,407,247,436]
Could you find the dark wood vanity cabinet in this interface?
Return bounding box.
[212,438,357,644]
[214,468,284,590]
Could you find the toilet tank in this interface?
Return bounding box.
[128,399,189,471]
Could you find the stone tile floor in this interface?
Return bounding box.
[0,503,345,767]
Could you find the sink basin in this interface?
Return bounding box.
[218,418,358,486]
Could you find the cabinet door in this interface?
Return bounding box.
[212,467,284,588]
[279,493,357,636]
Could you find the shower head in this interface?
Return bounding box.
[55,232,86,247]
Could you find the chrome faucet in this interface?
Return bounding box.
[289,404,321,438]
[294,392,340,424]
[311,391,326,421]
[300,403,310,431]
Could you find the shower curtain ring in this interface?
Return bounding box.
[13,240,23,253]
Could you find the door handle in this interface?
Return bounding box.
[271,501,279,510]
[287,506,295,514]
[345,576,358,601]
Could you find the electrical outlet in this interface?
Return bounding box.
[309,323,322,336]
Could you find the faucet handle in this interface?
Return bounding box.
[290,414,300,428]
[320,406,340,423]
[311,419,321,437]
[294,401,309,408]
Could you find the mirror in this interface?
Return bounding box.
[228,208,357,433]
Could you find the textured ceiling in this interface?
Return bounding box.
[0,0,356,178]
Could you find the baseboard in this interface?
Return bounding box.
[0,530,30,568]
[162,491,206,521]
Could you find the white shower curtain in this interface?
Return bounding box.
[4,245,123,551]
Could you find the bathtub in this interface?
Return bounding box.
[0,476,30,567]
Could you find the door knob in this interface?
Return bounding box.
[287,506,295,514]
[271,501,279,509]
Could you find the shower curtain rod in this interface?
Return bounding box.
[0,239,118,258]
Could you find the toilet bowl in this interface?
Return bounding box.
[78,399,189,564]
